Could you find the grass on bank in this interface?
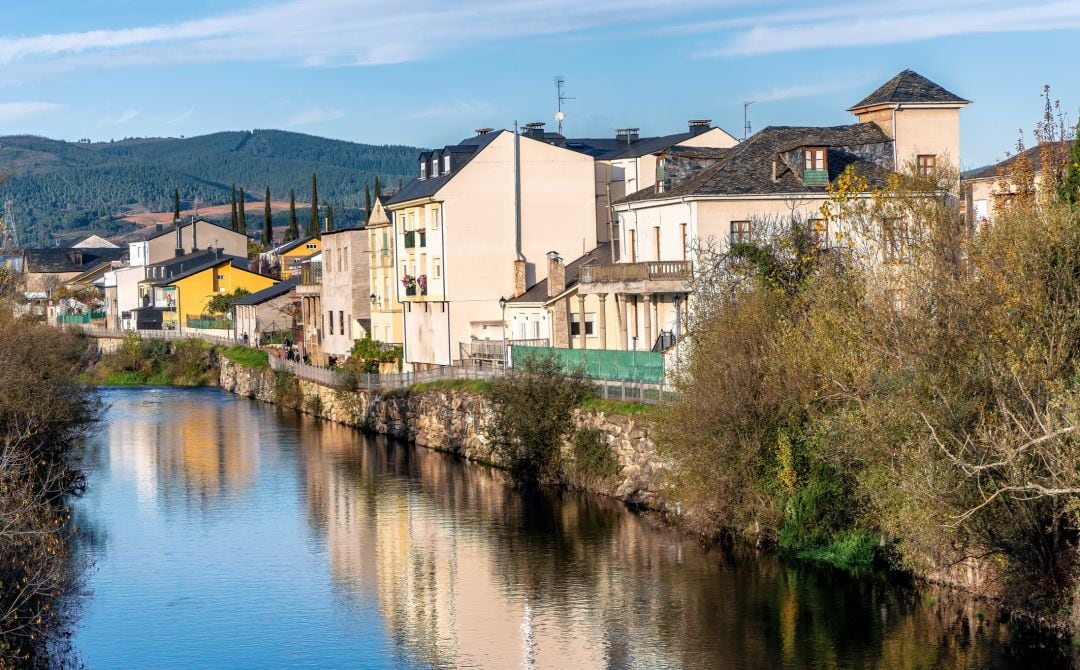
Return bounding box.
[220,346,270,370]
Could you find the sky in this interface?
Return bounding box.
[1,0,1078,169]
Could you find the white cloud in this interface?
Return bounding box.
[705,0,1080,56]
[163,107,194,125]
[0,0,731,79]
[409,100,492,120]
[98,108,140,126]
[0,101,62,127]
[283,107,345,127]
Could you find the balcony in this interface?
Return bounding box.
[300,261,322,286]
[578,260,692,295]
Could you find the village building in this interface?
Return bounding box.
[233,278,298,346]
[319,226,371,365]
[263,236,321,280]
[127,217,248,266]
[296,252,324,364]
[365,196,403,345]
[961,141,1071,224]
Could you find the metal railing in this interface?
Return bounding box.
[462,338,549,362]
[270,356,501,390]
[579,260,692,284]
[61,324,237,345]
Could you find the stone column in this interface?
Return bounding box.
[597,293,608,350]
[615,294,627,351]
[577,294,587,350]
[642,294,652,351]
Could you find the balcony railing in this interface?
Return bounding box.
[300,261,323,285]
[579,260,692,284]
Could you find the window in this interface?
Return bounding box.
[306,243,317,250]
[339,311,344,335]
[344,247,349,271]
[882,218,910,262]
[804,147,826,170]
[431,209,440,229]
[730,220,752,244]
[328,310,334,335]
[420,161,427,180]
[917,154,936,177]
[443,156,450,173]
[570,312,596,337]
[974,199,988,221]
[809,218,828,247]
[433,257,441,279]
[533,321,540,339]
[431,158,438,177]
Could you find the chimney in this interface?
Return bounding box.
[191,220,198,251]
[513,259,527,297]
[155,222,163,232]
[474,127,494,136]
[546,251,565,298]
[522,122,546,140]
[615,128,640,144]
[175,225,184,257]
[688,119,712,136]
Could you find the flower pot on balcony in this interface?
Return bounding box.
[405,286,417,297]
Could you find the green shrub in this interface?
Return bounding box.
[570,428,621,481]
[273,370,302,409]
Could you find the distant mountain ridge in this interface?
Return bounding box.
[0,129,422,245]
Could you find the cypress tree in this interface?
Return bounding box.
[286,190,299,242]
[173,188,181,222]
[230,184,239,232]
[263,187,273,246]
[309,173,319,238]
[325,204,335,232]
[364,185,372,222]
[238,188,248,235]
[374,176,381,200]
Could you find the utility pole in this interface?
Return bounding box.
[743,100,755,140]
[555,76,574,136]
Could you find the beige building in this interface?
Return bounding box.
[365,196,403,345]
[297,253,324,364]
[128,217,248,266]
[598,69,969,352]
[961,141,1069,224]
[233,278,298,345]
[386,129,597,369]
[319,227,371,364]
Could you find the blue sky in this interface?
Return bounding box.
[1,0,1077,168]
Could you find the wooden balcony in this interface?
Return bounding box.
[578,261,692,295]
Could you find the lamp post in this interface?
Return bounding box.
[370,293,377,308]
[498,296,508,369]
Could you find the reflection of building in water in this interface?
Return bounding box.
[106,391,261,506]
[301,422,669,669]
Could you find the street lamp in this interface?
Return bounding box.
[498,296,508,368]
[370,293,377,307]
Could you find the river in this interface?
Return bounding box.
[67,387,1072,669]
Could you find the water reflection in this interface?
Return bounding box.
[73,388,1072,669]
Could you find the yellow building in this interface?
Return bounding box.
[366,196,403,345]
[265,236,321,280]
[138,255,276,335]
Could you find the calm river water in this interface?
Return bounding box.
[68,387,1072,669]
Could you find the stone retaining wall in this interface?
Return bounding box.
[217,358,666,506]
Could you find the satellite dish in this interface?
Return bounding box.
[555,111,565,122]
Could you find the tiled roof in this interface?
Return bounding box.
[849,69,969,110]
[510,243,612,304]
[965,141,1070,180]
[235,278,296,305]
[618,123,893,204]
[23,247,127,273]
[387,130,504,205]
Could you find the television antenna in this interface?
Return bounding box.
[743,100,755,140]
[555,76,575,135]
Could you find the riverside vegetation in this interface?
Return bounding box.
[661,128,1080,628]
[0,316,97,667]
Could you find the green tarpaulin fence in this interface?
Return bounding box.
[510,346,664,384]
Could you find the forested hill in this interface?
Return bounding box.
[0,130,422,244]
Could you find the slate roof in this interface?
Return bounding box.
[387,130,504,205]
[661,145,734,160]
[849,69,969,110]
[619,123,893,204]
[272,235,318,255]
[510,243,613,305]
[147,257,228,286]
[124,218,232,243]
[235,278,296,306]
[23,247,127,273]
[964,141,1070,181]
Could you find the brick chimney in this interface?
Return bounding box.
[547,251,565,298]
[513,259,527,297]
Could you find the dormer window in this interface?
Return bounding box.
[802,147,828,186]
[804,147,826,171]
[443,155,450,173]
[431,158,438,177]
[419,160,427,180]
